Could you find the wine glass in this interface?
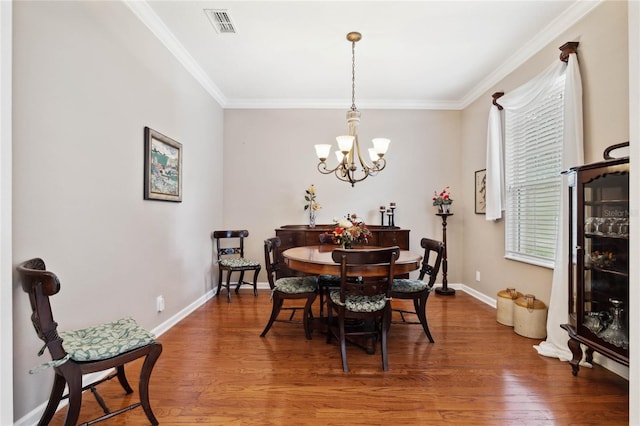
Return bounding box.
[605,218,620,236]
[593,217,608,235]
[584,217,596,234]
[618,218,629,237]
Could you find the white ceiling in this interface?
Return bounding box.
[127,0,600,109]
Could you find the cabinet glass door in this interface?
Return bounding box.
[580,170,629,352]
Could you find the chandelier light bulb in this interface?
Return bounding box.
[336,135,355,153]
[372,138,391,156]
[314,144,332,161]
[368,148,379,163]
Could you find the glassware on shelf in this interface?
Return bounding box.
[593,217,609,235]
[584,217,596,234]
[584,311,607,334]
[605,218,620,236]
[598,298,629,349]
[618,218,629,237]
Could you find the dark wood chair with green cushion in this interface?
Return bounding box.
[212,230,262,302]
[16,258,162,426]
[326,246,399,372]
[261,237,318,339]
[391,237,444,342]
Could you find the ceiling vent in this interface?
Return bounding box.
[204,9,237,34]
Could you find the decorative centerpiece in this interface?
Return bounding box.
[433,186,453,214]
[320,214,371,249]
[304,184,321,227]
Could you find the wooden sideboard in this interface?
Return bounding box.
[275,225,410,279]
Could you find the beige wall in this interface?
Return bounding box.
[12,1,224,420]
[460,0,629,305]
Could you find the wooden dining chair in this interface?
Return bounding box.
[391,237,444,342]
[261,237,318,339]
[16,258,163,426]
[212,230,262,302]
[326,246,399,372]
[317,233,341,318]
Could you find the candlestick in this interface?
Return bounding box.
[389,203,396,228]
[379,207,385,226]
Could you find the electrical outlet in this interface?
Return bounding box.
[156,295,165,312]
[475,271,481,282]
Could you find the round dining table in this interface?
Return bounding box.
[282,245,422,277]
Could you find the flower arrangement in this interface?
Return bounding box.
[321,213,372,248]
[432,186,453,206]
[304,184,321,212]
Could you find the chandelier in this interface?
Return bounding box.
[314,32,390,187]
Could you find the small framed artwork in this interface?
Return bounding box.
[475,169,486,214]
[144,127,182,202]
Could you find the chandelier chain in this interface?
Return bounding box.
[351,40,356,111]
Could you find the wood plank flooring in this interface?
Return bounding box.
[49,290,629,425]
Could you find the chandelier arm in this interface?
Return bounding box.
[317,162,342,175]
[353,135,376,173]
[335,167,370,187]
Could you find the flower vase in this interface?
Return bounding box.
[439,204,450,214]
[342,241,353,249]
[309,209,316,228]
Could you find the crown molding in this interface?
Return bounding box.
[123,0,227,107]
[223,98,464,110]
[459,0,602,109]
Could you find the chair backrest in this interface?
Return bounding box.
[16,258,68,361]
[212,230,250,261]
[263,237,282,290]
[331,247,399,303]
[416,238,445,287]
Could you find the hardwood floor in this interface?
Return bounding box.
[49,290,629,425]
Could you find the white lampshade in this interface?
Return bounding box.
[335,151,345,162]
[314,144,332,161]
[368,148,379,162]
[336,135,355,153]
[372,138,390,155]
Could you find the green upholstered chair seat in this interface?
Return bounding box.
[329,290,388,312]
[219,258,261,268]
[392,278,430,293]
[274,276,317,294]
[59,317,156,362]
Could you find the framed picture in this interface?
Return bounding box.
[144,127,182,202]
[475,169,486,214]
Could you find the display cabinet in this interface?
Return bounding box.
[561,157,629,376]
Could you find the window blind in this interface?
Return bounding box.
[504,75,565,266]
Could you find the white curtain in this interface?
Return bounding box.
[535,53,584,360]
[485,105,504,221]
[485,59,567,221]
[484,54,584,359]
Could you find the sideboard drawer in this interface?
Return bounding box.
[379,231,409,248]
